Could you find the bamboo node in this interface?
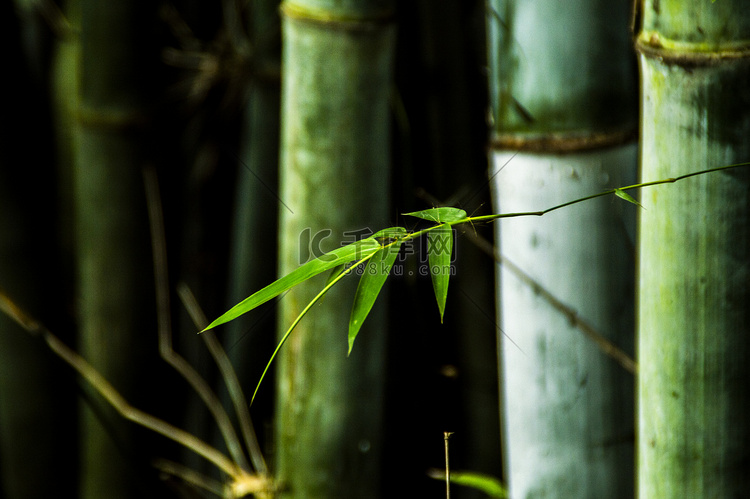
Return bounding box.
[76,105,151,131]
[489,128,637,154]
[280,2,394,31]
[635,32,750,67]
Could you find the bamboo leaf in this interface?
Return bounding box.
[372,226,408,241]
[348,240,403,355]
[203,238,381,331]
[324,264,348,287]
[429,470,508,498]
[428,224,453,323]
[614,188,645,209]
[251,256,363,404]
[403,207,468,223]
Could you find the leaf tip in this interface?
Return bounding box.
[615,188,646,210]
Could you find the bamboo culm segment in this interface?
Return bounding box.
[637,54,750,497]
[487,1,638,497]
[493,148,637,499]
[274,3,394,496]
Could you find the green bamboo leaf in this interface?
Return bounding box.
[324,264,348,287]
[428,224,453,323]
[348,240,403,355]
[203,237,381,331]
[614,188,645,209]
[403,207,468,223]
[429,470,508,498]
[372,226,408,241]
[251,256,364,404]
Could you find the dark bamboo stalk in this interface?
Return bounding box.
[74,1,158,496]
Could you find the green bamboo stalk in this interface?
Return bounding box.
[0,6,75,497]
[274,1,394,496]
[50,0,78,289]
[487,1,637,497]
[635,2,750,496]
[74,1,159,497]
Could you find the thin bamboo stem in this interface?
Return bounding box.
[152,458,225,497]
[176,282,269,475]
[473,161,750,224]
[143,168,252,473]
[444,432,453,499]
[0,290,240,479]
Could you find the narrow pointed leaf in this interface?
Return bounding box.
[251,256,362,404]
[429,470,508,498]
[428,224,453,322]
[203,237,381,331]
[614,188,645,209]
[324,263,348,287]
[348,240,403,355]
[403,207,467,223]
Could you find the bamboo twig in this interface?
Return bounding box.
[177,282,269,475]
[0,288,276,497]
[0,290,241,478]
[153,458,225,496]
[416,189,638,374]
[444,432,454,499]
[472,161,750,224]
[465,230,638,374]
[143,167,252,472]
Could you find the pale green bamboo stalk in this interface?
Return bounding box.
[74,2,158,497]
[487,1,637,497]
[275,1,394,496]
[635,1,750,496]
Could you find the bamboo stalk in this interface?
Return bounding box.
[74,1,159,496]
[635,1,750,496]
[274,0,395,496]
[487,1,638,497]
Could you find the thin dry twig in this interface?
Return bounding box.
[144,167,272,495]
[444,432,454,499]
[0,169,276,498]
[144,167,253,472]
[153,458,226,497]
[177,282,268,475]
[466,230,638,374]
[0,289,240,478]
